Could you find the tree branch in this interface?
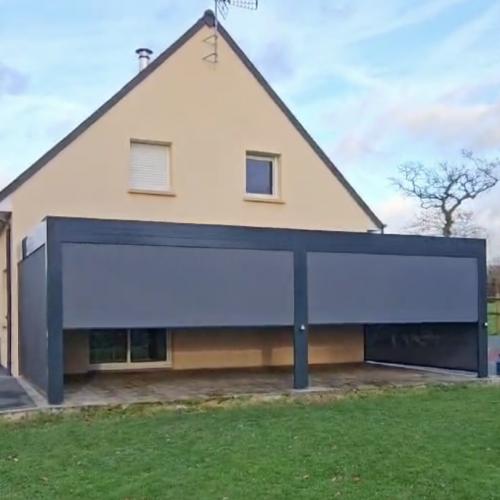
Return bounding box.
[391,151,499,237]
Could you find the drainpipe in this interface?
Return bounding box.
[0,213,12,375]
[6,222,11,375]
[367,224,386,235]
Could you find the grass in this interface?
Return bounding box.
[1,385,500,499]
[488,299,500,334]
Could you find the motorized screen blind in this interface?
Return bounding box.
[130,142,170,191]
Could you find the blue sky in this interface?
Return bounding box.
[1,0,500,248]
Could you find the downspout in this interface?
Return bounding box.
[0,212,13,374]
[6,221,12,375]
[367,224,386,235]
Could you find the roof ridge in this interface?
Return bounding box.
[203,9,216,26]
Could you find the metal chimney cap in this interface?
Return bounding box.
[135,48,153,71]
[135,48,153,56]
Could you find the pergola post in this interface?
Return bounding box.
[293,250,309,389]
[477,247,488,378]
[46,221,64,405]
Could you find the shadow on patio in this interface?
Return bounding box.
[63,363,474,407]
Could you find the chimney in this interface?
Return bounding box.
[135,48,153,71]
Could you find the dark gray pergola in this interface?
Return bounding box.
[19,217,487,404]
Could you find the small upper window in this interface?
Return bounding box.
[130,142,170,193]
[246,154,278,197]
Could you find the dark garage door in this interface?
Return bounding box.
[365,323,478,372]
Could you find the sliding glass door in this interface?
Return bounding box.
[89,329,170,369]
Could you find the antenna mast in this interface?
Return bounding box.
[203,0,258,63]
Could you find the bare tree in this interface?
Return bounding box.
[392,150,499,237]
[406,208,485,238]
[488,260,500,297]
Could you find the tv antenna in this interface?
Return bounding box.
[203,0,258,63]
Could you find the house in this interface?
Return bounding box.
[0,11,487,404]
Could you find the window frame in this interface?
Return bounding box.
[89,329,172,370]
[244,152,282,202]
[128,139,175,196]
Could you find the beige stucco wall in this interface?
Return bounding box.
[63,331,89,375]
[172,328,293,369]
[172,326,363,370]
[9,24,377,374]
[63,326,364,374]
[308,326,364,365]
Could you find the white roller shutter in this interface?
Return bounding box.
[130,142,170,191]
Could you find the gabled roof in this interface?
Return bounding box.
[1,10,383,229]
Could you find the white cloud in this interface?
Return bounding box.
[393,101,500,151]
[0,93,87,179]
[471,187,500,259]
[429,0,500,65]
[374,194,418,233]
[0,63,28,96]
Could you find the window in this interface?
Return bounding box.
[89,329,169,368]
[130,329,167,363]
[245,154,279,198]
[89,330,127,364]
[129,141,171,193]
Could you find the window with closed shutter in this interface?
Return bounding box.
[129,142,170,192]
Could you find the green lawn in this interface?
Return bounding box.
[1,385,500,499]
[488,300,500,334]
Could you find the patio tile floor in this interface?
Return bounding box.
[64,363,474,407]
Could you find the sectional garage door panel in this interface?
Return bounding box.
[308,252,478,324]
[62,243,294,329]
